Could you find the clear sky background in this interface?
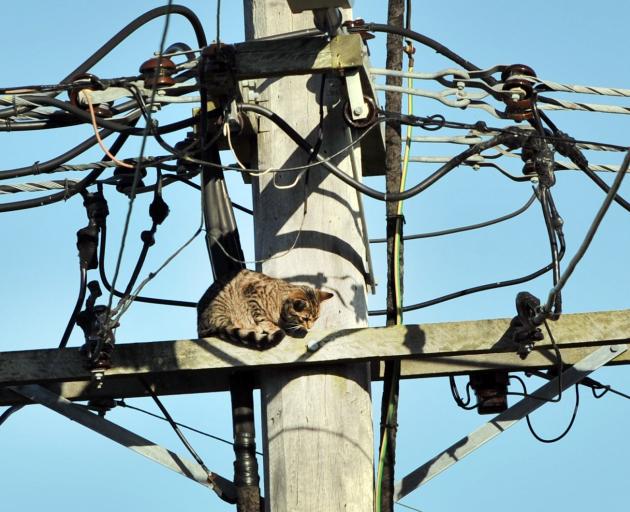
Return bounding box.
[2,1,630,511]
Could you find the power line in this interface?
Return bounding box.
[105,0,175,321]
[115,399,262,455]
[369,192,536,244]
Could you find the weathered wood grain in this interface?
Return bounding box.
[1,309,629,406]
[245,2,374,511]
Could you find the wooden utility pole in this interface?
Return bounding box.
[243,1,374,510]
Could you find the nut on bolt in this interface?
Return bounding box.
[139,56,177,88]
[501,64,537,121]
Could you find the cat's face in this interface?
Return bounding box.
[280,288,333,335]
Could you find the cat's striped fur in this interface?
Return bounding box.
[197,269,333,349]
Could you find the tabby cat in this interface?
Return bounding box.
[197,269,333,349]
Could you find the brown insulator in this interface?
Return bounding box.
[139,56,177,88]
[501,64,537,121]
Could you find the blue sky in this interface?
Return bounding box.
[2,1,630,511]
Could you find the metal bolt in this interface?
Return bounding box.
[353,106,364,116]
[610,345,619,353]
[511,92,521,102]
[456,81,465,90]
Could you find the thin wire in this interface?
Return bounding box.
[115,399,263,455]
[110,211,203,322]
[140,380,211,473]
[395,501,424,512]
[512,375,580,443]
[106,0,174,319]
[206,205,306,265]
[369,193,536,243]
[528,370,630,402]
[187,111,381,175]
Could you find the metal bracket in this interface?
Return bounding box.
[344,68,368,122]
[9,384,237,503]
[393,343,627,500]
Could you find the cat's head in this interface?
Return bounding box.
[280,287,333,336]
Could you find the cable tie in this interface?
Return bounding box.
[33,161,41,175]
[386,213,406,224]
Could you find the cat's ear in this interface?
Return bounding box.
[293,299,307,311]
[318,291,334,302]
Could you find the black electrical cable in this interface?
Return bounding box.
[20,96,197,136]
[539,187,562,319]
[449,376,475,409]
[369,232,566,316]
[123,231,154,296]
[511,375,580,443]
[97,222,196,308]
[240,103,511,202]
[578,163,630,213]
[104,2,175,322]
[536,110,630,214]
[0,116,84,132]
[0,4,206,120]
[121,170,170,296]
[166,173,253,214]
[538,149,630,320]
[370,193,536,244]
[477,162,532,182]
[0,405,24,427]
[348,23,497,86]
[0,126,115,180]
[528,369,630,401]
[58,267,88,349]
[0,126,134,213]
[388,108,630,153]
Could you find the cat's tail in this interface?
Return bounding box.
[200,327,286,350]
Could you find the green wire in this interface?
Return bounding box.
[377,45,415,512]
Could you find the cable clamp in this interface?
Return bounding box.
[386,213,406,224]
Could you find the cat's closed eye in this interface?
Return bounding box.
[293,299,307,311]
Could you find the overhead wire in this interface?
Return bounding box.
[369,193,536,243]
[0,4,206,121]
[368,202,567,316]
[0,124,136,213]
[537,147,630,320]
[109,211,204,322]
[240,103,513,202]
[114,399,262,454]
[105,0,175,322]
[0,405,24,427]
[140,379,213,474]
